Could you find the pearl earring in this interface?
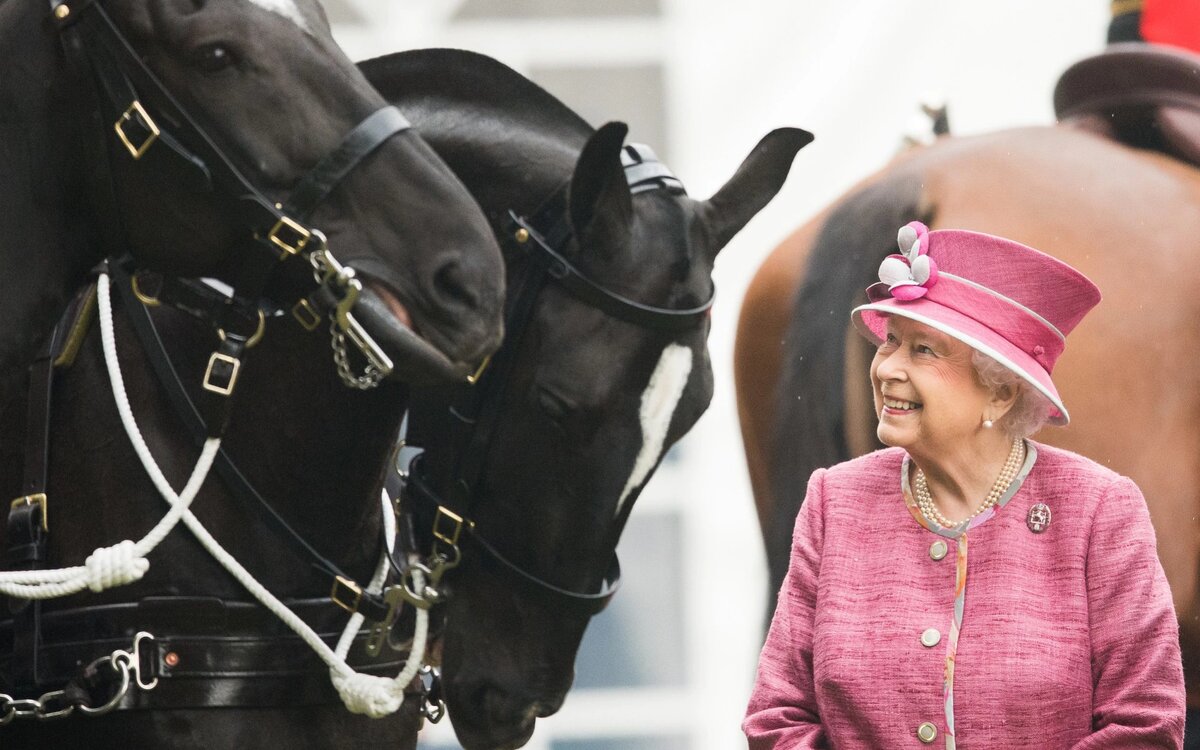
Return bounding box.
[983,419,994,429]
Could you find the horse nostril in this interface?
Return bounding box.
[433,260,481,312]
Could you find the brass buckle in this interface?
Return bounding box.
[114,101,160,160]
[330,576,362,614]
[202,352,241,396]
[291,299,322,331]
[433,506,470,547]
[267,215,311,258]
[10,493,48,533]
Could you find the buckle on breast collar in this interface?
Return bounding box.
[267,214,312,258]
[330,575,363,614]
[433,506,472,547]
[202,352,241,396]
[10,493,48,533]
[114,101,160,160]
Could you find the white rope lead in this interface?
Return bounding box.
[0,274,222,599]
[97,272,427,716]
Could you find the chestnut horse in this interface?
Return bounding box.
[735,124,1200,715]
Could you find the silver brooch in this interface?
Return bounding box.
[1027,503,1052,533]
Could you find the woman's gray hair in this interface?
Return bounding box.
[971,350,1051,438]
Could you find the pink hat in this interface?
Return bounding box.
[850,222,1102,425]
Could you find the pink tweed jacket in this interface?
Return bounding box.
[744,443,1184,749]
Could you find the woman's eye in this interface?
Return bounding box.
[916,344,935,355]
[192,43,237,73]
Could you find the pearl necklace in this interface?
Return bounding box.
[913,438,1025,528]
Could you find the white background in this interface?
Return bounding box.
[329,2,1110,747]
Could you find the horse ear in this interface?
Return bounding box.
[568,121,633,256]
[701,127,813,252]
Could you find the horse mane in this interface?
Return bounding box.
[358,48,594,141]
[765,171,928,606]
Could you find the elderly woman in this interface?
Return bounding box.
[743,223,1184,748]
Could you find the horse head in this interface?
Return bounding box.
[4,0,504,387]
[414,120,810,750]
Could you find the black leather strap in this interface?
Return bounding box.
[0,598,414,709]
[402,455,620,616]
[284,106,412,219]
[5,286,94,691]
[507,211,713,333]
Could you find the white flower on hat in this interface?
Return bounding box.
[877,221,938,301]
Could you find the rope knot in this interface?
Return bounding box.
[332,671,405,717]
[85,540,149,592]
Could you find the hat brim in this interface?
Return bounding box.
[851,299,1069,426]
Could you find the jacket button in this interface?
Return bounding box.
[920,628,942,647]
[929,540,948,560]
[917,722,938,743]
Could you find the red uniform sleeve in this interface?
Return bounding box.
[742,469,829,749]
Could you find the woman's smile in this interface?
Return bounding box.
[881,396,922,414]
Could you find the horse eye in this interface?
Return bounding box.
[192,43,236,73]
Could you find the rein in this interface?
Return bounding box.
[399,143,711,616]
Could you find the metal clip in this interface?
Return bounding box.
[114,101,159,160]
[126,631,159,691]
[365,586,407,657]
[10,493,48,533]
[202,352,241,396]
[343,312,394,378]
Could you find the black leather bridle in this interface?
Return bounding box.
[0,0,422,711]
[400,143,714,616]
[50,0,408,397]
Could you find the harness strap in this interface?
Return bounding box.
[109,266,391,623]
[5,285,96,691]
[621,143,685,194]
[284,107,412,219]
[0,598,411,710]
[401,455,619,616]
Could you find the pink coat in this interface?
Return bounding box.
[744,443,1184,749]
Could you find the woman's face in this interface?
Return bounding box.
[870,316,994,456]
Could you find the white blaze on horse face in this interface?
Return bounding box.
[614,344,693,518]
[245,0,312,34]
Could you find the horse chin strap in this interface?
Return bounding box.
[49,0,403,393]
[0,275,430,721]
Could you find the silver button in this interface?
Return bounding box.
[917,722,938,743]
[920,628,942,647]
[929,540,948,561]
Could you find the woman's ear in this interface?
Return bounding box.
[986,383,1020,423]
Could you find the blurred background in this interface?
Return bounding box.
[327,2,1109,748]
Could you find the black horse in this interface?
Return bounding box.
[0,0,504,399]
[362,48,810,750]
[0,1,506,747]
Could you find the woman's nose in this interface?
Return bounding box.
[875,348,906,381]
